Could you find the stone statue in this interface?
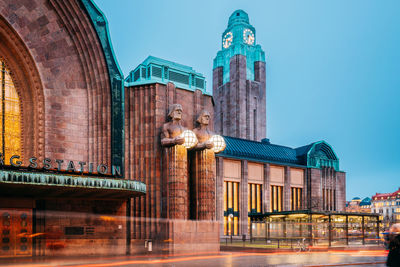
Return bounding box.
[193,110,214,150]
[161,103,189,219]
[190,109,216,221]
[161,104,185,146]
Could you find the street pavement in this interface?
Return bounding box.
[0,250,388,267]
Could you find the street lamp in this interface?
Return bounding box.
[180,130,198,149]
[209,135,226,153]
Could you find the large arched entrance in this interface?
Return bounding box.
[0,15,45,257]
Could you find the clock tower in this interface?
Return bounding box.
[213,10,266,141]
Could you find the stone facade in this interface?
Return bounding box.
[1,2,349,257]
[124,81,214,243]
[213,10,347,238]
[0,0,114,166]
[191,149,216,221]
[213,55,266,141]
[215,156,347,237]
[0,0,133,258]
[213,10,266,142]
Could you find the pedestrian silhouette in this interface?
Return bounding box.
[386,224,400,266]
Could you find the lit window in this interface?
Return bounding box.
[291,187,302,210]
[223,181,239,236]
[322,188,335,211]
[270,185,283,212]
[0,59,21,160]
[248,183,262,214]
[248,183,262,233]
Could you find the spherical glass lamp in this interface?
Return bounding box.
[209,135,226,153]
[180,130,198,149]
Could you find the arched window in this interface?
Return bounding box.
[0,59,21,160]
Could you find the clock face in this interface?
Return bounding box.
[223,32,233,49]
[243,28,255,45]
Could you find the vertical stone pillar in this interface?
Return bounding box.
[164,145,189,219]
[301,169,306,210]
[263,163,270,213]
[336,171,346,211]
[310,168,323,211]
[284,166,291,211]
[191,149,216,220]
[229,55,247,139]
[241,160,249,236]
[304,168,310,210]
[215,157,224,234]
[254,61,266,140]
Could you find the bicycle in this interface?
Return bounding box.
[296,238,310,252]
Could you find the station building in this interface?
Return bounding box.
[0,0,145,257]
[0,0,348,258]
[212,10,346,238]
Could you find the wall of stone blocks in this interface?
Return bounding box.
[213,56,266,141]
[0,0,113,166]
[216,157,311,237]
[166,220,220,254]
[308,168,322,210]
[336,171,346,211]
[124,82,213,241]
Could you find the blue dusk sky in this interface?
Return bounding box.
[94,0,400,200]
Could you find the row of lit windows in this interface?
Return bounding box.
[223,181,304,235]
[372,207,400,214]
[373,201,400,207]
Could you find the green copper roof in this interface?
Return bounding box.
[219,136,302,166]
[219,136,341,171]
[228,10,250,27]
[360,197,372,206]
[296,141,340,170]
[125,56,209,95]
[213,10,265,83]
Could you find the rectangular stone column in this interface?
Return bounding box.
[263,163,270,213]
[284,166,291,211]
[164,145,189,219]
[310,168,323,211]
[215,157,224,235]
[240,160,248,236]
[336,172,346,211]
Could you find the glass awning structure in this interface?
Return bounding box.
[0,169,146,199]
[249,210,381,247]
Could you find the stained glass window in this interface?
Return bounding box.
[0,59,21,161]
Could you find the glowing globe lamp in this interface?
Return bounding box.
[180,130,198,149]
[210,135,226,153]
